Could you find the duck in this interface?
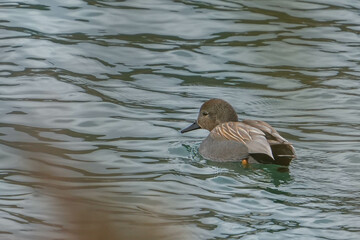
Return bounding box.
[181,99,296,166]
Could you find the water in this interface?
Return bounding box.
[1,0,360,239]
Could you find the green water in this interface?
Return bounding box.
[0,0,359,239]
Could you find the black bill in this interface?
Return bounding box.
[181,121,201,133]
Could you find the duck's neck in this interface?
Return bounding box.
[219,110,238,123]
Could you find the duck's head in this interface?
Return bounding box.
[181,98,238,133]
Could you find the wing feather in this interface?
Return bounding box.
[210,122,274,161]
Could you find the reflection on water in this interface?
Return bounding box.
[1,0,360,239]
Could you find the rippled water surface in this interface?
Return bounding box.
[1,0,360,239]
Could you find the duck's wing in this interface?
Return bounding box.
[242,119,296,165]
[200,122,274,163]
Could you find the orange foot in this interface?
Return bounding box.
[241,159,248,166]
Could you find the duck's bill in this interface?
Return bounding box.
[181,121,201,133]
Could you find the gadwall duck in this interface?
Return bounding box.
[181,99,296,166]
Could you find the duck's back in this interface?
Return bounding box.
[199,121,295,166]
[199,122,274,163]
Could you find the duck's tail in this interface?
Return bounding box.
[270,143,296,166]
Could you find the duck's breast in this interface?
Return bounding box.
[199,133,249,162]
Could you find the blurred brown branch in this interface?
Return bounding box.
[27,148,187,240]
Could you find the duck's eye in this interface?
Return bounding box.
[202,111,209,116]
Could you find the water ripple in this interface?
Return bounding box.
[1,0,360,239]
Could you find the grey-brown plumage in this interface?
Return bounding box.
[181,99,296,166]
